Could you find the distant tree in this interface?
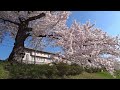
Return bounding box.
[56,20,120,75]
[0,11,70,64]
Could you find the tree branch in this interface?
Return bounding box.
[38,34,58,39]
[37,34,61,39]
[0,18,19,25]
[25,13,45,23]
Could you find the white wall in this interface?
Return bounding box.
[23,51,53,64]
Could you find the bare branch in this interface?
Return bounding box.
[38,34,60,39]
[0,18,19,25]
[88,24,95,29]
[25,13,45,23]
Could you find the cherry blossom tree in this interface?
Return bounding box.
[0,11,120,76]
[0,11,70,64]
[55,20,120,76]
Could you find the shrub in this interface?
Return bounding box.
[36,64,58,79]
[55,62,84,77]
[7,64,58,79]
[84,67,102,73]
[114,70,120,78]
[55,62,70,77]
[68,65,83,75]
[6,62,85,79]
[0,62,9,79]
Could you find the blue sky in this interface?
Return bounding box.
[1,11,120,60]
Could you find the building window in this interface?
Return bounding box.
[32,57,34,61]
[25,54,29,64]
[26,54,29,60]
[48,55,51,58]
[40,58,44,62]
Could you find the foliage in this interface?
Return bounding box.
[0,11,71,64]
[66,72,114,79]
[0,11,120,76]
[7,64,58,79]
[114,70,120,78]
[0,11,70,48]
[84,67,102,73]
[0,62,9,79]
[67,63,84,75]
[55,62,70,77]
[56,20,120,75]
[55,62,84,77]
[1,61,120,79]
[6,62,85,79]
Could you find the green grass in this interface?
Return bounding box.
[0,62,9,79]
[65,72,115,79]
[0,61,120,79]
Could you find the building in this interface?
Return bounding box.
[22,48,62,64]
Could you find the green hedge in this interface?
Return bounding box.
[7,64,58,79]
[5,62,105,79]
[56,63,84,77]
[0,62,9,79]
[84,67,104,73]
[69,64,83,75]
[6,63,84,79]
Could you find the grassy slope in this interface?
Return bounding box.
[0,62,9,79]
[66,72,116,79]
[0,61,120,79]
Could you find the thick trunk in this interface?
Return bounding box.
[7,13,45,64]
[8,42,25,64]
[8,25,30,64]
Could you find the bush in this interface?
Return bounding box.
[84,67,102,73]
[68,65,83,75]
[36,64,58,79]
[0,62,9,79]
[55,62,70,77]
[114,70,120,78]
[6,62,84,79]
[55,62,84,77]
[7,64,58,79]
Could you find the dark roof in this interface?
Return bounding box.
[24,48,56,55]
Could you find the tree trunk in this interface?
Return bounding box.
[8,24,30,64]
[8,41,25,64]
